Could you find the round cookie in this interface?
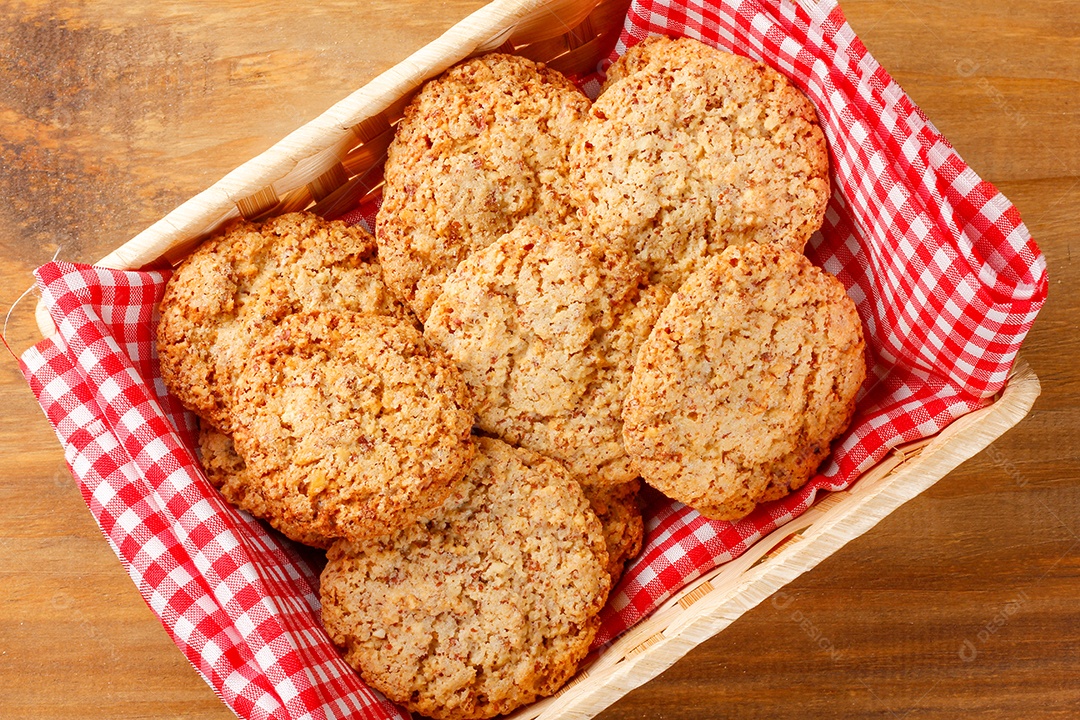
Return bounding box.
[424,223,671,488]
[320,437,610,720]
[376,53,591,321]
[571,35,830,291]
[583,479,644,582]
[157,211,413,433]
[197,424,333,549]
[622,244,866,521]
[231,311,475,542]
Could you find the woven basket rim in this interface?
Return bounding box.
[512,358,1040,719]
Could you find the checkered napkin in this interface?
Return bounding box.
[17,0,1046,718]
[19,263,406,719]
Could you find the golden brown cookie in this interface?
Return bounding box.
[157,212,413,433]
[320,437,610,720]
[600,33,720,92]
[424,223,670,488]
[197,424,333,549]
[375,53,591,321]
[583,479,644,582]
[622,244,865,520]
[571,36,830,291]
[231,311,475,543]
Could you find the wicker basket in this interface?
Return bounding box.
[31,0,1041,716]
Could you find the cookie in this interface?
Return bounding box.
[231,311,475,542]
[600,33,719,93]
[376,53,591,321]
[571,36,830,291]
[157,211,413,432]
[622,244,865,520]
[424,223,670,488]
[197,424,333,549]
[583,479,644,581]
[320,437,610,720]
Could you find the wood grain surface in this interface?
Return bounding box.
[1,1,1076,718]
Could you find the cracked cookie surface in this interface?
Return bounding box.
[321,437,610,720]
[157,212,412,432]
[425,223,670,488]
[230,311,475,542]
[572,36,830,291]
[197,424,334,549]
[376,53,591,321]
[623,244,865,520]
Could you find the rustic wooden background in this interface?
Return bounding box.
[1,1,1076,718]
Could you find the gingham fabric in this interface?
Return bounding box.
[18,0,1045,717]
[20,264,406,720]
[589,0,1046,644]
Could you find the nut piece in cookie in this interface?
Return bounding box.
[425,223,670,488]
[376,53,591,321]
[157,211,413,433]
[321,437,611,720]
[197,423,334,549]
[231,311,475,543]
[600,33,722,93]
[571,36,830,291]
[623,244,866,521]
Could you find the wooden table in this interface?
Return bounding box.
[1,1,1076,717]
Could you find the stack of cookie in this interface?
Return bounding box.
[157,36,866,720]
[157,213,476,547]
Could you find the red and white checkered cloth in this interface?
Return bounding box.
[17,0,1046,718]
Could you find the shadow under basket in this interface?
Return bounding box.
[27,0,1044,718]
